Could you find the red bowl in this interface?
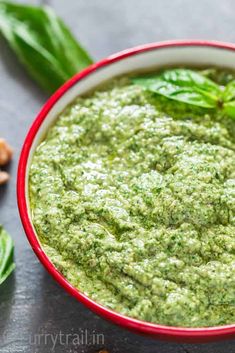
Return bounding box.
[17,40,235,343]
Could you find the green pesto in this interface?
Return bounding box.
[29,69,235,327]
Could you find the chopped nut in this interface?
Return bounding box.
[0,138,13,166]
[98,350,109,353]
[0,171,10,185]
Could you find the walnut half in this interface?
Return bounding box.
[0,138,13,166]
[0,139,13,185]
[0,171,10,185]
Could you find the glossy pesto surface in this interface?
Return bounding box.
[29,69,235,327]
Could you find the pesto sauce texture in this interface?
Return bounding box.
[29,69,235,327]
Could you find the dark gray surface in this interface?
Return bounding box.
[0,0,235,352]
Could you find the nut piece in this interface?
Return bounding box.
[0,138,13,166]
[0,171,10,185]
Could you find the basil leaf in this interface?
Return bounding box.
[133,69,221,108]
[0,2,93,93]
[220,80,235,119]
[222,101,235,119]
[0,225,15,285]
[222,80,235,102]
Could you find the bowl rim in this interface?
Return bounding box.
[17,39,235,342]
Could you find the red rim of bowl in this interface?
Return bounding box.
[17,40,235,342]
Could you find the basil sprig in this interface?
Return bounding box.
[222,80,235,117]
[0,1,93,93]
[0,225,15,285]
[133,69,235,119]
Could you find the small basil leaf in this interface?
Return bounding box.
[222,101,235,119]
[0,2,93,93]
[0,225,15,285]
[222,80,235,102]
[221,80,235,119]
[133,69,221,108]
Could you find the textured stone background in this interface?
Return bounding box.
[0,0,235,352]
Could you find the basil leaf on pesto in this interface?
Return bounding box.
[0,1,93,93]
[0,225,15,285]
[223,101,235,118]
[222,80,235,102]
[221,80,235,118]
[132,69,221,108]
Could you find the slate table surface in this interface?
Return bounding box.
[1,0,235,352]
